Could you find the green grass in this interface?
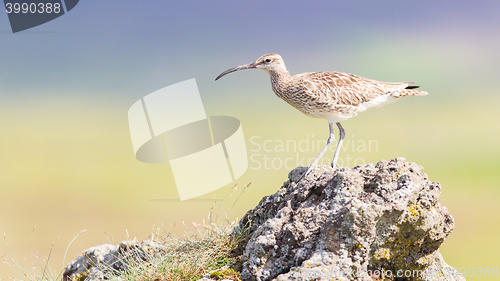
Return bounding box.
[102,221,248,281]
[89,183,253,281]
[4,222,249,281]
[3,184,253,281]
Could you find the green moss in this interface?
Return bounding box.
[210,267,241,281]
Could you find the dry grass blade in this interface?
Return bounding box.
[105,221,249,281]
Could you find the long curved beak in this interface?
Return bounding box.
[215,62,258,81]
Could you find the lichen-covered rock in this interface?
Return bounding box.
[236,158,464,281]
[63,240,165,281]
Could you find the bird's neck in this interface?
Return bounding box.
[269,70,292,97]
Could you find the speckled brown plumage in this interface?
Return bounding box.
[254,54,427,122]
[215,53,427,180]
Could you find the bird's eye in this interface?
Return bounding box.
[265,58,271,63]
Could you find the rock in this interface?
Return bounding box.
[63,158,463,281]
[63,240,165,281]
[236,158,464,281]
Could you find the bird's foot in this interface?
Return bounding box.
[331,162,340,169]
[297,165,316,183]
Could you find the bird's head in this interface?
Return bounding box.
[215,53,287,81]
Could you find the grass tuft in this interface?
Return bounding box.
[103,182,253,281]
[104,220,250,281]
[5,182,253,281]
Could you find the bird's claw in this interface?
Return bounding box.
[296,166,314,183]
[297,163,340,183]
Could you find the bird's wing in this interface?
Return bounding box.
[299,72,413,106]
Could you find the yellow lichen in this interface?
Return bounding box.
[373,247,391,260]
[406,204,426,226]
[71,271,89,281]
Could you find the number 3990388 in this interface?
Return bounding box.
[5,3,62,14]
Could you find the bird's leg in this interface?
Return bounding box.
[298,121,335,181]
[331,122,345,168]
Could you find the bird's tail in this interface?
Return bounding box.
[391,82,428,97]
[403,88,428,96]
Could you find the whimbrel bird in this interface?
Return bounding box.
[215,53,427,179]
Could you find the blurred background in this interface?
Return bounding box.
[1,0,499,279]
